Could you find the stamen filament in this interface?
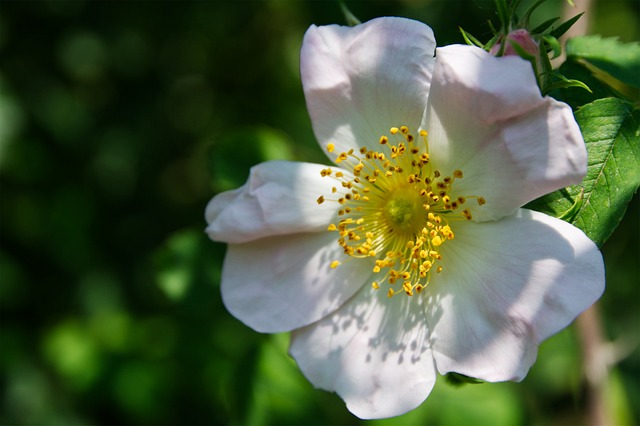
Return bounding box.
[319,126,485,297]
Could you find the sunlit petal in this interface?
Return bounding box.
[423,45,586,220]
[301,17,436,157]
[290,287,437,419]
[426,209,604,381]
[222,231,372,333]
[206,161,347,243]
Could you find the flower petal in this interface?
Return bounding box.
[423,45,586,221]
[301,17,436,157]
[221,231,371,333]
[425,209,604,382]
[205,161,345,244]
[290,287,436,419]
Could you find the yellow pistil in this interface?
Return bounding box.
[319,126,485,297]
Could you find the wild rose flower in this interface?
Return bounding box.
[205,17,604,419]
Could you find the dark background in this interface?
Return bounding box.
[1,1,638,424]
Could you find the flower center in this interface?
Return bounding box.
[384,185,426,233]
[317,126,485,297]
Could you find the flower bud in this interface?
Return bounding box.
[490,29,539,58]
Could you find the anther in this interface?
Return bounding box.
[317,127,485,299]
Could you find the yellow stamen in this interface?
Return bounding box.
[316,125,485,298]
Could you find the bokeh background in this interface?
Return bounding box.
[1,0,638,424]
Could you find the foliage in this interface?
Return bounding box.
[527,26,640,248]
[527,99,639,247]
[566,36,640,88]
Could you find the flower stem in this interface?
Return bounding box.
[576,304,610,426]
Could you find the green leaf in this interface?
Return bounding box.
[530,16,560,35]
[508,0,523,17]
[549,12,584,39]
[557,188,584,222]
[566,36,640,88]
[550,60,623,110]
[542,35,562,59]
[484,29,502,52]
[509,39,536,62]
[444,372,484,387]
[339,1,361,26]
[538,38,555,93]
[495,0,511,29]
[542,71,591,95]
[459,27,484,48]
[520,0,548,29]
[487,18,498,35]
[526,98,640,247]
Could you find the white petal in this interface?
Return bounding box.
[423,45,586,221]
[205,161,345,243]
[290,287,437,419]
[301,17,436,158]
[222,231,371,333]
[425,209,604,382]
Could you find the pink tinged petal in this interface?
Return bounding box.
[221,231,371,333]
[301,17,436,157]
[426,209,604,382]
[424,45,586,220]
[290,287,437,419]
[205,161,346,244]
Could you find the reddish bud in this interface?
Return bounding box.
[490,29,539,58]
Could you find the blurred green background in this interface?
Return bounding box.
[1,0,638,424]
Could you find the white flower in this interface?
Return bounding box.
[205,17,604,419]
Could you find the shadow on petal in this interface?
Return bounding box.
[290,286,436,419]
[424,47,585,221]
[222,231,372,333]
[425,209,603,382]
